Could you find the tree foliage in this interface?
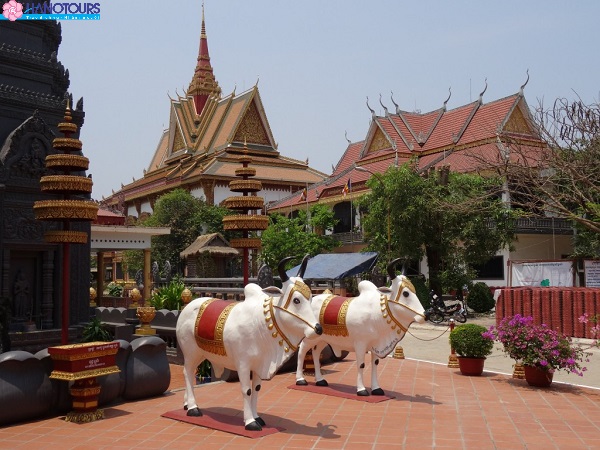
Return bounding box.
[260,204,339,269]
[483,98,600,257]
[141,189,231,271]
[358,162,517,294]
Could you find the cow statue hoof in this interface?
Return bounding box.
[357,389,370,397]
[371,388,385,396]
[255,416,266,426]
[315,379,329,387]
[245,420,263,431]
[296,379,308,386]
[186,407,203,417]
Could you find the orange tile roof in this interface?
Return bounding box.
[269,89,546,213]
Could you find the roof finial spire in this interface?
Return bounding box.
[188,3,222,115]
[390,91,400,114]
[443,87,451,110]
[520,69,530,95]
[366,97,375,117]
[478,78,488,104]
[379,94,389,116]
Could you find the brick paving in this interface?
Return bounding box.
[1,355,600,449]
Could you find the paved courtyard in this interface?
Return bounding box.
[1,333,600,450]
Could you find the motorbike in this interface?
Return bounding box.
[424,290,467,324]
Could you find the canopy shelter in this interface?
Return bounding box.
[287,252,378,280]
[90,225,171,302]
[180,233,239,278]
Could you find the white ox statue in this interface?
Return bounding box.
[295,258,425,396]
[176,256,322,431]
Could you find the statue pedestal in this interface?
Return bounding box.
[48,341,120,423]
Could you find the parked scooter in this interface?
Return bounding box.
[424,290,467,324]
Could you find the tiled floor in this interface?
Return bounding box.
[1,357,600,449]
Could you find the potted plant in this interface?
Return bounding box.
[449,323,494,376]
[81,316,112,342]
[487,315,590,387]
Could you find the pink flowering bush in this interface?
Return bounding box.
[485,314,590,376]
[578,313,600,346]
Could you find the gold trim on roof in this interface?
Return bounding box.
[52,137,82,151]
[33,200,99,221]
[222,215,268,231]
[229,179,262,192]
[44,230,89,244]
[229,237,261,249]
[45,154,89,171]
[40,175,93,193]
[223,196,264,210]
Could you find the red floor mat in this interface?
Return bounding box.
[162,408,284,438]
[288,382,393,402]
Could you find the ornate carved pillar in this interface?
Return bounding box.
[96,251,105,305]
[42,250,54,329]
[143,248,151,303]
[0,248,8,299]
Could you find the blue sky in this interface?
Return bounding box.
[57,1,600,200]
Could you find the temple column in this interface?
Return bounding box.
[143,248,151,304]
[41,250,54,329]
[96,251,105,306]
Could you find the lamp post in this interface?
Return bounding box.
[355,166,390,254]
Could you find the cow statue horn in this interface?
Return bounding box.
[387,258,402,279]
[297,254,310,278]
[278,256,294,283]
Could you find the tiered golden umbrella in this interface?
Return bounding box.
[34,102,98,344]
[222,150,268,284]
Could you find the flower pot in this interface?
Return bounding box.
[524,365,553,387]
[457,357,486,376]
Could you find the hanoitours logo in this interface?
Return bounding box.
[2,1,101,21]
[3,1,23,21]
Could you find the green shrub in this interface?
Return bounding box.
[149,277,186,310]
[467,282,495,313]
[81,317,112,342]
[409,275,430,309]
[449,323,494,358]
[106,282,124,297]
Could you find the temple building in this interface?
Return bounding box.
[268,81,574,286]
[101,9,326,221]
[0,20,90,348]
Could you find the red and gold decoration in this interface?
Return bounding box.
[194,298,237,356]
[33,101,98,344]
[222,148,268,283]
[48,341,120,423]
[135,306,157,335]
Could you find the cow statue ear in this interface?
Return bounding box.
[263,286,282,296]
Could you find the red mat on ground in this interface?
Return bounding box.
[161,409,284,438]
[288,382,393,402]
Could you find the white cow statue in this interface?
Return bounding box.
[176,256,322,431]
[295,258,425,396]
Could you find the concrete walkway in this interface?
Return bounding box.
[405,314,600,389]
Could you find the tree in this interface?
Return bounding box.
[358,162,517,295]
[141,189,231,271]
[487,98,600,257]
[260,205,339,269]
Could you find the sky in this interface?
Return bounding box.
[56,0,600,200]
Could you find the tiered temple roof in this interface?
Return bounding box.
[102,9,325,214]
[269,79,544,212]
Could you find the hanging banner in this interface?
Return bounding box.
[510,261,573,287]
[584,260,600,287]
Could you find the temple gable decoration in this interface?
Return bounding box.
[0,112,56,180]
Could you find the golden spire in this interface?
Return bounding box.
[188,3,221,115]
